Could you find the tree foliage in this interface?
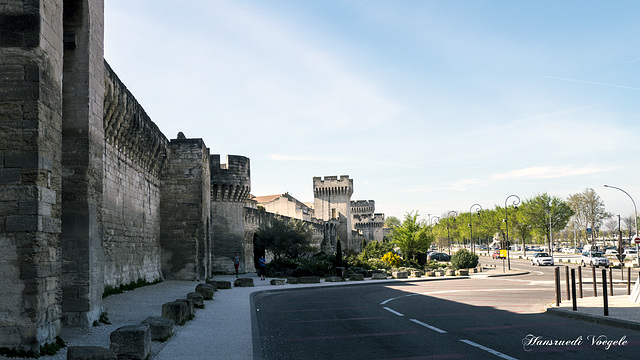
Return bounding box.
[255,216,313,260]
[520,193,574,247]
[451,249,479,270]
[390,211,433,261]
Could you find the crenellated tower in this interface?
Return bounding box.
[313,176,354,251]
[210,155,251,273]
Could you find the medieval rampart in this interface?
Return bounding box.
[102,62,168,287]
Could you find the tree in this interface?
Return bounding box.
[567,188,612,244]
[255,216,313,260]
[390,211,433,261]
[335,239,343,267]
[520,193,574,250]
[384,216,401,229]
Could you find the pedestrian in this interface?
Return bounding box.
[258,255,266,281]
[233,252,240,278]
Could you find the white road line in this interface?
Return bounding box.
[409,319,447,334]
[382,307,404,317]
[460,339,518,360]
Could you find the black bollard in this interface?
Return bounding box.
[554,266,561,306]
[609,267,613,296]
[628,267,631,296]
[571,268,577,311]
[578,266,583,298]
[592,266,597,297]
[602,269,608,316]
[565,266,571,301]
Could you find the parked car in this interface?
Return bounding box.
[491,250,504,259]
[427,252,450,261]
[531,252,554,266]
[605,249,619,256]
[581,251,609,267]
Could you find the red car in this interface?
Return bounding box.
[491,250,504,259]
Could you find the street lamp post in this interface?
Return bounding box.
[604,185,639,266]
[469,204,482,254]
[446,211,458,256]
[430,216,440,251]
[504,195,521,271]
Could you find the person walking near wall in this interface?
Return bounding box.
[233,252,240,278]
[258,255,266,281]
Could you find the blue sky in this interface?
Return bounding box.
[104,0,640,222]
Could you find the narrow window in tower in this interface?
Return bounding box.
[332,208,337,219]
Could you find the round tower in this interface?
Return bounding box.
[210,155,251,274]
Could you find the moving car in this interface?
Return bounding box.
[427,252,451,261]
[531,252,554,266]
[581,251,609,267]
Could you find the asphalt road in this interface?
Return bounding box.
[254,259,640,359]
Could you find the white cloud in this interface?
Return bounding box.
[492,165,618,180]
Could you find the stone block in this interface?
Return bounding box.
[392,271,408,279]
[195,283,215,299]
[297,276,320,284]
[445,269,455,276]
[411,270,424,277]
[174,298,195,319]
[213,280,231,290]
[205,279,218,290]
[425,271,435,277]
[270,279,285,285]
[325,276,342,282]
[286,277,298,284]
[141,316,174,342]
[456,269,469,276]
[233,277,254,287]
[67,346,117,360]
[435,270,444,277]
[162,301,187,326]
[371,272,387,280]
[187,292,204,308]
[109,324,151,360]
[349,273,364,281]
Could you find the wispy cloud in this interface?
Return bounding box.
[492,165,617,180]
[544,76,640,91]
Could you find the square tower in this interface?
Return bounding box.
[313,176,353,250]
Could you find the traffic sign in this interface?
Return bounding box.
[634,237,640,244]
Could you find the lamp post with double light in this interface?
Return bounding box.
[446,211,458,256]
[504,195,520,270]
[604,185,639,266]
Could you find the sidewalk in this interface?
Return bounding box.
[546,294,640,331]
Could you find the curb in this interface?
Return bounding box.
[545,306,640,332]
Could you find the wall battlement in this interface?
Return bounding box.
[210,155,251,202]
[313,175,353,197]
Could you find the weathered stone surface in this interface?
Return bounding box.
[392,271,408,279]
[187,292,204,308]
[456,269,469,276]
[425,271,435,277]
[270,279,285,285]
[195,283,215,299]
[213,281,231,290]
[174,298,195,319]
[162,301,187,326]
[297,276,320,284]
[435,270,445,277]
[371,272,387,280]
[205,279,218,290]
[233,277,254,287]
[109,324,151,360]
[445,269,455,276]
[325,276,342,282]
[286,277,298,284]
[411,270,424,277]
[67,346,117,360]
[349,273,364,281]
[141,316,174,342]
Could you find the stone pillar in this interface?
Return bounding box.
[160,135,211,280]
[0,0,64,351]
[60,0,105,326]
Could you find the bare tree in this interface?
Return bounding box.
[567,188,612,244]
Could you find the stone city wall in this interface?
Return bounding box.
[102,62,168,287]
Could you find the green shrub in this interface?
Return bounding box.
[291,266,314,277]
[451,249,479,270]
[381,252,403,267]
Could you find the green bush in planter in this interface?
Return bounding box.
[451,249,478,270]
